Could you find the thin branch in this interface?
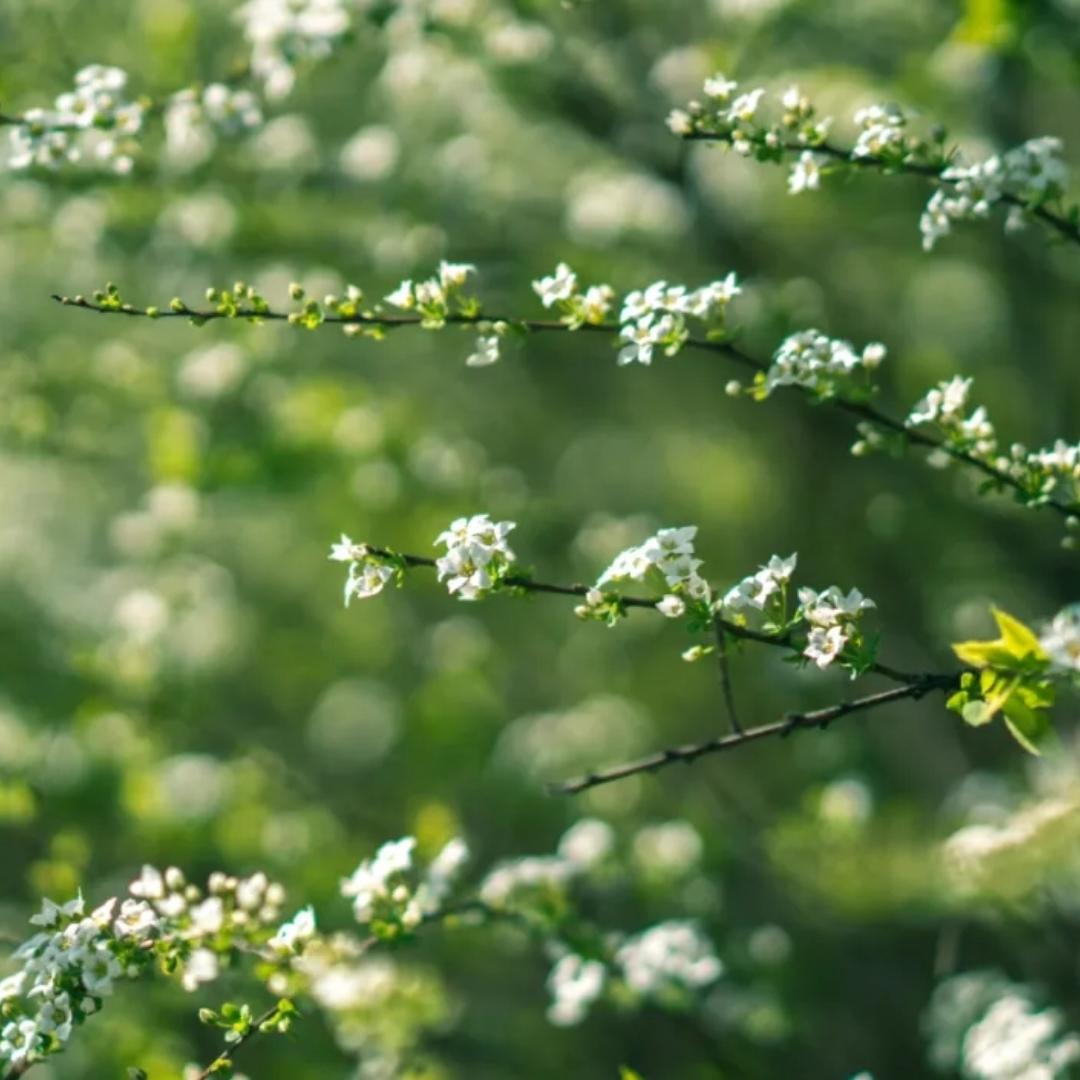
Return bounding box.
[713,619,742,734]
[360,543,954,686]
[193,1002,283,1080]
[51,294,1079,521]
[551,676,958,796]
[683,132,1080,249]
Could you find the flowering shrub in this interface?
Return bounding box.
[2,4,1079,1079]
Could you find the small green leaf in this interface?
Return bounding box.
[962,700,993,727]
[1002,703,1051,755]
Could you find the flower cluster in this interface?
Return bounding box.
[434,513,517,601]
[8,65,145,174]
[0,895,143,1071]
[237,0,354,100]
[530,263,741,365]
[925,971,1080,1080]
[532,263,615,328]
[0,865,289,1073]
[341,836,469,937]
[328,535,396,605]
[719,553,797,625]
[718,553,875,670]
[591,525,710,618]
[747,328,886,400]
[165,84,264,166]
[921,137,1069,251]
[385,262,505,365]
[614,921,723,1002]
[906,376,995,457]
[797,585,876,670]
[616,274,741,366]
[904,377,1080,520]
[667,74,832,166]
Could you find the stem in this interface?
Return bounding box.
[360,541,956,686]
[50,294,1079,522]
[683,132,1080,249]
[193,1003,282,1080]
[552,675,958,795]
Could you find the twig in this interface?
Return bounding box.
[683,132,1080,249]
[51,294,1079,522]
[193,1003,282,1080]
[359,544,944,689]
[551,676,957,796]
[713,619,742,734]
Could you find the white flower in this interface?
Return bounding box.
[1040,605,1080,674]
[703,74,738,101]
[344,560,394,605]
[547,953,606,1026]
[533,262,578,307]
[804,624,849,669]
[657,595,686,618]
[788,151,822,194]
[438,261,475,290]
[180,948,219,992]
[465,335,500,367]
[329,533,363,563]
[269,907,317,953]
[557,819,615,869]
[384,280,415,309]
[29,895,84,928]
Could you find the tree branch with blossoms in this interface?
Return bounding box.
[667,75,1080,252]
[1,824,740,1078]
[53,261,1080,537]
[327,516,1080,785]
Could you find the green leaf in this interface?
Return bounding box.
[619,1069,645,1080]
[1002,696,1053,755]
[991,607,1047,662]
[962,699,993,727]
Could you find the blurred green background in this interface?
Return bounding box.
[1,0,1079,1075]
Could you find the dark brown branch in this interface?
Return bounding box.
[360,544,951,690]
[551,676,958,796]
[51,294,1078,521]
[683,132,1080,249]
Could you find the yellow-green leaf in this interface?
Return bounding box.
[991,607,1047,663]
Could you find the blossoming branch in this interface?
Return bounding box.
[328,516,1080,782]
[53,263,1080,536]
[668,73,1080,252]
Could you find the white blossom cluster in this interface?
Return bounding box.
[531,263,741,366]
[590,525,710,616]
[614,921,723,1000]
[384,261,504,365]
[546,952,606,1026]
[672,74,1075,251]
[164,84,264,167]
[532,263,616,328]
[8,65,145,174]
[1039,604,1080,675]
[921,137,1069,251]
[797,585,876,669]
[926,971,1080,1080]
[719,553,797,619]
[341,836,469,931]
[236,0,355,100]
[718,552,875,670]
[435,513,517,601]
[667,74,832,172]
[754,328,886,399]
[905,377,1080,514]
[0,865,289,1072]
[328,535,396,604]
